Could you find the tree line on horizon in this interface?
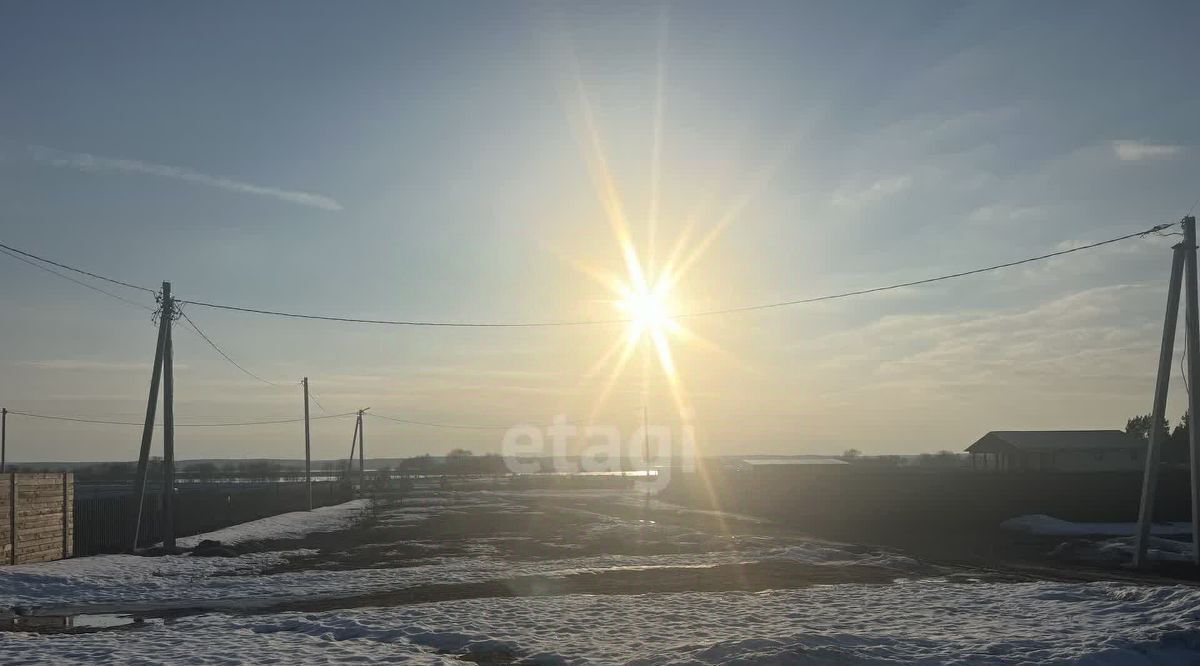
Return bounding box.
[840,449,963,467]
[9,449,512,481]
[1124,411,1192,463]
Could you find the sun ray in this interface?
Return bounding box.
[660,124,813,295]
[650,326,689,418]
[542,240,631,297]
[559,33,762,453]
[548,21,756,551]
[572,79,650,294]
[654,219,695,289]
[646,5,669,281]
[672,323,757,375]
[584,332,631,381]
[588,325,642,421]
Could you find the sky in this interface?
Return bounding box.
[0,1,1198,462]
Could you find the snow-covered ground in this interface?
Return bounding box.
[5,582,1200,664]
[1000,514,1198,564]
[4,489,1200,664]
[0,493,917,609]
[177,499,371,547]
[1002,514,1193,537]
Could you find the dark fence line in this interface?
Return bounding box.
[660,468,1194,538]
[73,481,353,556]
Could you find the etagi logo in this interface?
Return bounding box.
[500,413,697,494]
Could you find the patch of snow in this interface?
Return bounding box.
[1053,535,1197,564]
[6,582,1200,664]
[0,534,920,610]
[176,499,371,547]
[1002,514,1193,537]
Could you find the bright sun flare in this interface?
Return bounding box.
[565,48,741,424]
[618,286,670,333]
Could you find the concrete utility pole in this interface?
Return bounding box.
[1183,216,1200,566]
[643,405,651,506]
[346,414,360,476]
[131,281,170,551]
[1135,216,1200,567]
[161,287,176,550]
[1134,244,1184,567]
[303,377,312,511]
[358,408,367,486]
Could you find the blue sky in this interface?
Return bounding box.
[1,1,1197,462]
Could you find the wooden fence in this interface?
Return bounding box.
[1,472,74,565]
[73,481,353,556]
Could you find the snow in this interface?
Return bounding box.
[0,499,368,610]
[1001,514,1193,537]
[0,537,919,610]
[177,498,371,547]
[1052,535,1197,564]
[5,582,1200,664]
[4,491,1200,663]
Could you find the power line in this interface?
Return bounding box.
[367,411,514,430]
[307,389,328,414]
[0,241,156,294]
[6,409,355,428]
[178,298,630,328]
[0,246,154,312]
[180,222,1177,325]
[179,311,280,387]
[1,241,292,391]
[0,221,1177,328]
[676,223,1177,318]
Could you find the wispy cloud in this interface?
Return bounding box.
[830,174,913,209]
[29,145,342,211]
[1112,140,1183,162]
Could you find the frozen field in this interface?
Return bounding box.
[2,486,1199,664]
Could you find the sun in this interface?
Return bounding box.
[617,285,671,335]
[562,43,740,424]
[573,242,697,423]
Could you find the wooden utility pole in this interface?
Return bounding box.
[131,281,170,551]
[302,377,312,511]
[1183,216,1200,566]
[161,288,176,550]
[1,407,6,473]
[1134,244,1184,567]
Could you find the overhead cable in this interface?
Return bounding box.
[367,411,514,430]
[0,241,156,293]
[6,409,356,428]
[0,246,154,312]
[0,221,1177,328]
[180,311,281,387]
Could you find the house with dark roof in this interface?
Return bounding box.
[966,430,1146,472]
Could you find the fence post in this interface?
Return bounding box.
[61,472,68,559]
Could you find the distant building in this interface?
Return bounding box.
[966,430,1145,472]
[722,457,849,472]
